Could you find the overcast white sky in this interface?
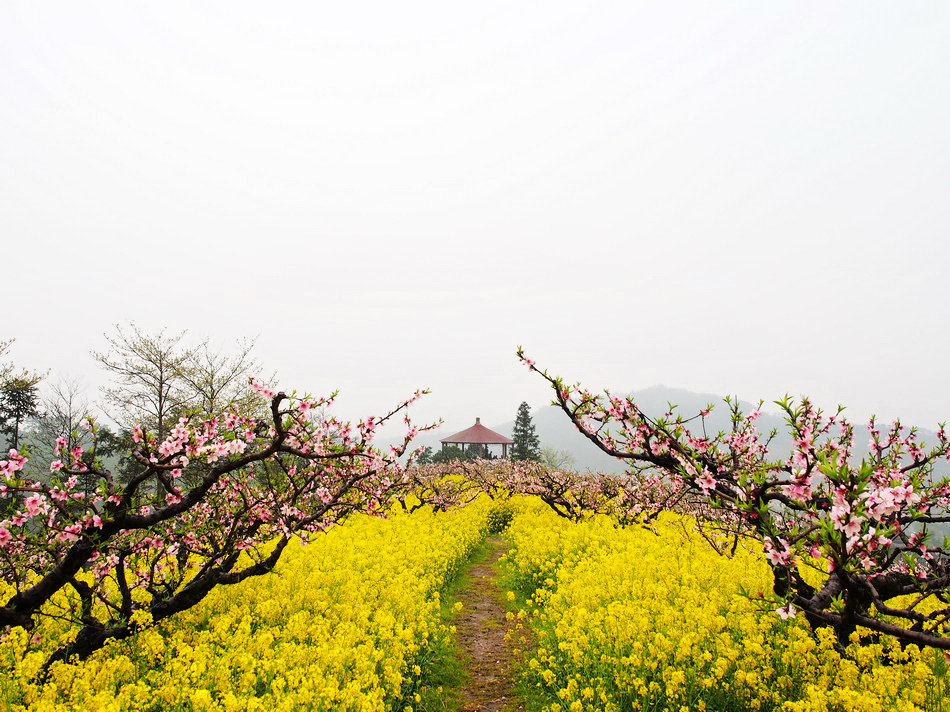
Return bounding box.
[3,2,949,437]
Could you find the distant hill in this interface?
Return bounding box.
[493,386,780,474]
[429,386,946,476]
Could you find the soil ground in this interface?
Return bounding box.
[454,536,525,712]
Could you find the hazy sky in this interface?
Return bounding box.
[3,2,949,438]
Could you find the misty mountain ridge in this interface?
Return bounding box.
[428,385,945,476]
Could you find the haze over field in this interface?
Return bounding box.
[3,2,949,435]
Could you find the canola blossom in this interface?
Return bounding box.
[502,498,949,712]
[0,499,490,711]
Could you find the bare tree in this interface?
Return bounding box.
[176,337,272,418]
[540,446,576,471]
[31,378,92,451]
[24,378,96,486]
[93,326,274,438]
[92,324,194,441]
[0,339,13,382]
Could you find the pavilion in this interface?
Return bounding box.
[440,418,514,458]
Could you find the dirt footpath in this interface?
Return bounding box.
[454,537,525,712]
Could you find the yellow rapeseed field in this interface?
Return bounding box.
[3,493,948,711]
[0,498,490,711]
[502,498,949,712]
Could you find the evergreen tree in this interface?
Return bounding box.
[0,339,44,450]
[0,376,41,450]
[511,401,540,461]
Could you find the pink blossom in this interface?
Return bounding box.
[24,494,44,517]
[59,523,83,543]
[764,538,793,566]
[0,450,27,479]
[696,472,717,494]
[830,503,850,528]
[843,517,863,538]
[776,603,797,620]
[250,380,275,399]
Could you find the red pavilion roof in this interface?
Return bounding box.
[440,418,514,445]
